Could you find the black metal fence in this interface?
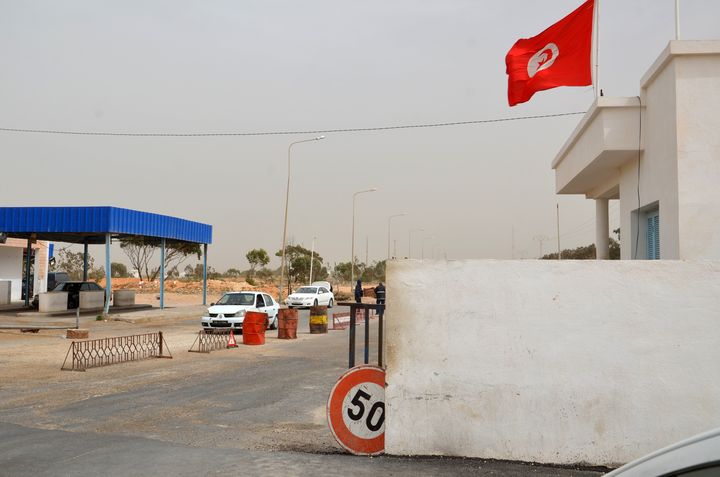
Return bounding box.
[61,332,172,371]
[338,302,385,369]
[188,329,235,353]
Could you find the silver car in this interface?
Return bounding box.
[605,427,720,476]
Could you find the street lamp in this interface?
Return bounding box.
[351,188,377,284]
[278,136,325,302]
[309,236,317,284]
[408,228,424,259]
[387,213,407,261]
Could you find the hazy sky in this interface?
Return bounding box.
[1,1,719,271]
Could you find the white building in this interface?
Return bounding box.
[553,41,720,260]
[384,41,720,467]
[0,238,49,304]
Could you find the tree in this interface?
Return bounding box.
[332,262,353,283]
[245,249,270,278]
[89,266,105,281]
[120,237,201,281]
[225,268,242,278]
[52,248,93,281]
[275,245,325,291]
[541,238,620,260]
[111,262,130,278]
[183,264,195,278]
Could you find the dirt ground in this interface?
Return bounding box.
[96,278,375,303]
[0,300,354,454]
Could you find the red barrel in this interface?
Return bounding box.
[277,307,298,339]
[243,311,267,346]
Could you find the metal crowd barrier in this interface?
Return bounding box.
[188,329,235,353]
[61,332,172,371]
[338,302,385,369]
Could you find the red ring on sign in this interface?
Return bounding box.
[327,365,385,455]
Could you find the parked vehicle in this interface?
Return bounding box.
[285,285,334,309]
[47,272,70,291]
[311,281,333,293]
[605,427,720,476]
[28,272,70,307]
[34,281,104,309]
[201,292,279,332]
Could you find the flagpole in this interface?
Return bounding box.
[594,0,600,98]
[675,0,681,40]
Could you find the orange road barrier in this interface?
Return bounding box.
[278,308,298,339]
[243,311,267,346]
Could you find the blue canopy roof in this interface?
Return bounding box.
[0,207,212,244]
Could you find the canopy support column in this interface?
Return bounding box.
[202,244,208,306]
[596,198,610,259]
[160,238,166,310]
[24,239,32,307]
[104,233,111,315]
[82,240,89,282]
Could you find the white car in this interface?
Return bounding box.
[285,285,334,309]
[605,427,720,476]
[201,292,279,332]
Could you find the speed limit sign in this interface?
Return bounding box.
[327,365,385,455]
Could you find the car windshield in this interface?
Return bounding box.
[54,283,81,292]
[216,293,255,306]
[296,287,317,294]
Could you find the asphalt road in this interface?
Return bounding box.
[0,306,604,476]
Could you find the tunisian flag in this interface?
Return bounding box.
[505,0,594,106]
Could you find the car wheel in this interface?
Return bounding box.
[270,316,277,330]
[313,299,318,307]
[328,299,333,308]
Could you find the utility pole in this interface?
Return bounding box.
[309,236,316,284]
[533,235,550,258]
[556,203,561,260]
[365,236,369,269]
[512,226,516,259]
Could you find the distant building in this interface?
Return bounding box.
[553,41,720,260]
[0,238,49,302]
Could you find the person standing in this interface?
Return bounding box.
[354,279,363,303]
[374,282,386,318]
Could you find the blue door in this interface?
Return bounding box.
[646,212,660,259]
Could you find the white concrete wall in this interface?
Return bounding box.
[39,292,68,312]
[675,54,720,259]
[385,260,720,466]
[0,281,11,305]
[113,290,135,307]
[79,290,104,309]
[0,246,23,301]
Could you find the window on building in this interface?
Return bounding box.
[646,211,660,259]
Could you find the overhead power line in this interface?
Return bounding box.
[0,111,585,138]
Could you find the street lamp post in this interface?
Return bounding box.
[278,136,325,302]
[408,228,424,259]
[387,213,407,261]
[309,236,316,284]
[351,188,377,284]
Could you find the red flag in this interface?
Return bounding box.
[505,0,594,106]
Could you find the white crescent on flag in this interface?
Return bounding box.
[527,43,560,78]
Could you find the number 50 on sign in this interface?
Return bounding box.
[327,365,385,455]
